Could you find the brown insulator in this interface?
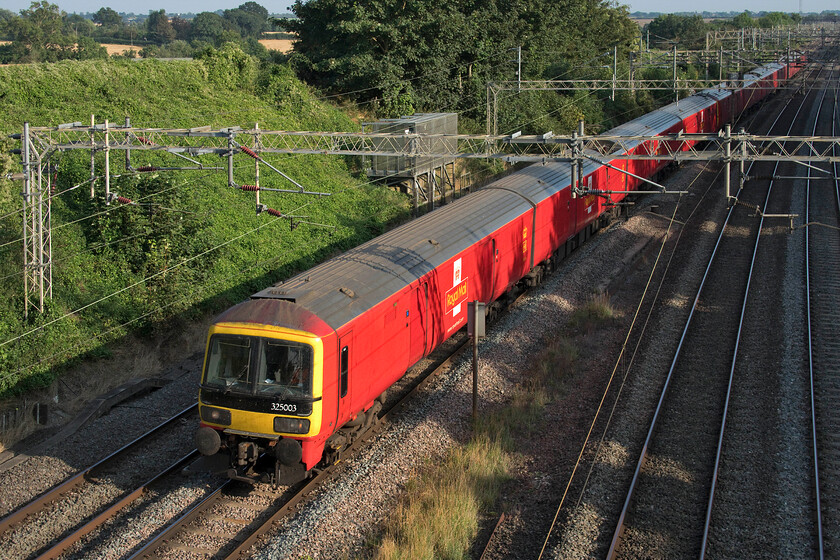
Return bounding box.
[240,145,261,160]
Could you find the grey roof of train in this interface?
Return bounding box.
[252,61,788,330]
[252,158,596,330]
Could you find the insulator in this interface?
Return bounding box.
[240,184,260,191]
[240,146,261,160]
[137,166,158,172]
[117,196,133,205]
[266,208,283,218]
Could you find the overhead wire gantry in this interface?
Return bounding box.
[11,117,840,316]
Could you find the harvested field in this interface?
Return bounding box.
[259,39,294,52]
[100,43,139,57]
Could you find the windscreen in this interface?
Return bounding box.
[203,334,313,399]
[257,339,313,398]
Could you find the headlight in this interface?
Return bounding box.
[200,406,232,426]
[274,417,310,434]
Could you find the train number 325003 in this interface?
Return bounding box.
[271,402,297,413]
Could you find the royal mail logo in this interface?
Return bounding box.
[445,278,469,314]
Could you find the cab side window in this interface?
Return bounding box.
[340,345,349,397]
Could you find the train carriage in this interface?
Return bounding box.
[195,60,799,484]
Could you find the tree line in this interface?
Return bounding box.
[0,1,826,133]
[0,1,280,63]
[644,11,810,50]
[280,0,640,131]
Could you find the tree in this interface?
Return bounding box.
[646,14,708,49]
[75,35,107,59]
[731,11,755,29]
[8,1,64,47]
[64,13,96,38]
[223,3,269,38]
[5,1,71,61]
[757,12,796,28]
[0,9,16,39]
[147,9,175,44]
[93,7,122,27]
[170,16,191,41]
[283,0,637,120]
[191,11,226,43]
[238,1,268,19]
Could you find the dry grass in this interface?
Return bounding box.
[374,279,619,557]
[568,293,616,333]
[0,414,38,454]
[374,305,591,558]
[374,334,581,558]
[533,337,578,389]
[475,386,549,451]
[376,435,510,560]
[0,315,211,452]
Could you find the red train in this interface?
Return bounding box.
[194,58,802,484]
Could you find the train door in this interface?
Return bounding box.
[410,282,436,359]
[338,332,352,418]
[488,238,499,302]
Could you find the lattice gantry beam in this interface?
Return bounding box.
[20,123,53,318]
[22,124,840,163]
[13,118,840,316]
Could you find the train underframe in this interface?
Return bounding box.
[196,397,385,486]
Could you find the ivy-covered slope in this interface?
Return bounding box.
[0,45,409,396]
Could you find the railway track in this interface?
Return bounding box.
[699,62,837,558]
[0,330,473,559]
[3,56,831,560]
[805,61,840,559]
[0,404,198,559]
[605,60,831,559]
[97,194,610,559]
[126,332,480,559]
[1,98,619,559]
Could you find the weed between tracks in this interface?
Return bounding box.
[376,436,509,560]
[568,294,615,333]
[374,296,617,559]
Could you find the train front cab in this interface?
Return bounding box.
[195,321,333,485]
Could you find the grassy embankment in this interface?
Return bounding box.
[375,295,615,559]
[0,44,409,401]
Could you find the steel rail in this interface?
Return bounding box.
[0,403,197,535]
[125,478,232,560]
[125,336,472,560]
[804,63,839,560]
[34,450,200,560]
[536,58,810,559]
[128,254,549,559]
[700,64,835,560]
[606,60,822,560]
[221,334,474,560]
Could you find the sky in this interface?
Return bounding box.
[626,0,832,13]
[1,0,295,14]
[0,0,835,16]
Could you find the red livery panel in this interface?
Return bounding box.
[194,58,801,484]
